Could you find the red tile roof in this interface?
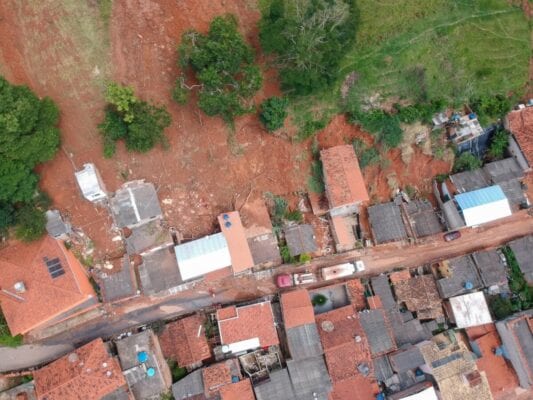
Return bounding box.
[328,375,380,400]
[280,289,315,329]
[321,145,370,208]
[0,236,96,335]
[217,301,279,347]
[507,107,533,167]
[346,279,366,311]
[219,378,255,400]
[33,338,127,400]
[466,323,496,341]
[218,212,254,274]
[202,362,233,398]
[159,314,211,367]
[473,328,519,397]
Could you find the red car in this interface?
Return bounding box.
[443,231,461,242]
[276,273,293,288]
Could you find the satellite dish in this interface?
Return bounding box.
[321,320,334,332]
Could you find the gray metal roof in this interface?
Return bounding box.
[404,200,443,238]
[45,210,71,238]
[498,179,526,206]
[509,236,533,285]
[442,200,466,230]
[373,355,394,382]
[248,233,282,267]
[509,236,533,281]
[483,158,524,183]
[125,219,172,255]
[111,181,162,228]
[100,255,137,302]
[471,250,508,288]
[359,310,396,356]
[253,369,296,400]
[388,346,425,373]
[371,275,396,310]
[287,357,332,400]
[368,202,408,244]
[138,244,183,295]
[387,310,431,347]
[171,370,204,399]
[436,255,483,298]
[286,324,323,361]
[450,169,489,193]
[284,224,317,257]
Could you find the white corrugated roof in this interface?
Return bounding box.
[174,233,231,281]
[74,163,106,201]
[461,198,512,227]
[449,291,492,329]
[398,386,438,400]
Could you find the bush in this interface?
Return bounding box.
[177,15,262,122]
[15,204,46,242]
[260,96,289,131]
[486,128,509,160]
[346,103,404,148]
[260,0,357,95]
[299,253,311,263]
[359,148,380,169]
[0,310,23,347]
[452,152,482,173]
[308,160,325,193]
[312,293,328,306]
[280,243,295,263]
[168,360,188,382]
[489,296,514,320]
[285,209,303,222]
[471,94,512,123]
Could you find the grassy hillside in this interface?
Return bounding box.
[342,0,530,105]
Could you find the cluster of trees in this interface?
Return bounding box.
[99,83,171,157]
[175,15,262,123]
[260,0,357,95]
[0,76,60,241]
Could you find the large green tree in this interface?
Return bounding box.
[175,15,262,122]
[260,0,357,95]
[0,76,60,240]
[99,83,171,157]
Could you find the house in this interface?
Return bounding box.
[403,200,443,238]
[124,219,172,256]
[45,210,71,239]
[115,329,172,400]
[466,324,519,398]
[449,112,484,145]
[419,331,493,400]
[320,145,369,217]
[202,359,243,398]
[471,250,509,292]
[280,289,323,361]
[158,314,211,370]
[217,212,254,274]
[505,106,533,171]
[283,224,317,257]
[74,163,107,202]
[368,202,408,244]
[454,185,512,227]
[98,255,138,302]
[447,292,492,329]
[388,345,425,374]
[388,383,438,400]
[359,309,397,357]
[219,378,255,400]
[0,236,97,335]
[495,310,533,389]
[434,256,483,299]
[253,368,295,400]
[508,236,533,285]
[138,244,183,295]
[33,338,129,400]
[110,181,162,228]
[217,301,279,354]
[392,274,443,320]
[286,356,332,399]
[330,214,358,252]
[315,305,379,400]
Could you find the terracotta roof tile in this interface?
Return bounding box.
[217,302,279,347]
[345,279,366,311]
[392,275,443,319]
[389,270,411,284]
[507,107,533,167]
[159,314,211,367]
[280,289,315,329]
[217,306,237,320]
[466,323,496,341]
[0,236,96,335]
[219,378,255,400]
[202,362,233,398]
[474,328,519,396]
[328,375,380,400]
[33,338,127,400]
[218,212,254,273]
[321,145,370,208]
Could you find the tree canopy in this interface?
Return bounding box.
[99,83,171,157]
[176,15,262,122]
[260,0,357,95]
[260,96,289,131]
[0,76,60,240]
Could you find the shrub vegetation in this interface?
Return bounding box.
[260,96,289,131]
[486,128,509,160]
[452,152,482,173]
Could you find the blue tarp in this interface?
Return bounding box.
[455,185,507,210]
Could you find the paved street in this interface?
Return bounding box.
[2,210,532,372]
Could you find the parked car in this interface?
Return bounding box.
[276,272,317,288]
[443,230,461,242]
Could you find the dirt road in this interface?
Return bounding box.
[22,211,531,352]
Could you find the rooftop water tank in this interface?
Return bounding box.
[147,367,156,377]
[225,221,232,228]
[464,281,474,290]
[137,351,148,363]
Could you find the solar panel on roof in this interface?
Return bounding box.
[44,257,65,279]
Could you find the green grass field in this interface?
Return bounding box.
[342,0,530,105]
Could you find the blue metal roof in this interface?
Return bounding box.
[455,185,507,210]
